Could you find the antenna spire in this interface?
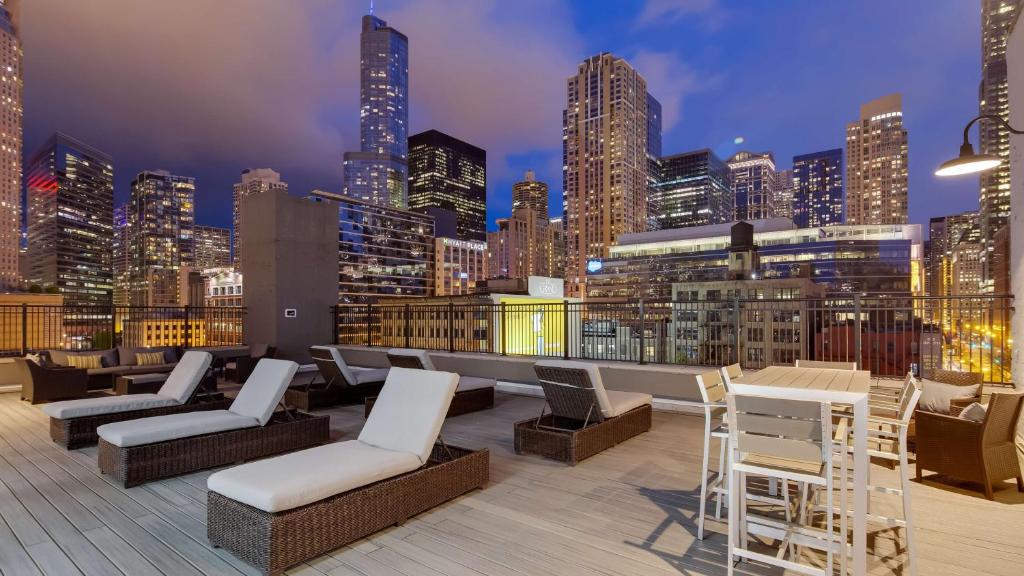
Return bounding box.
[369,0,375,15]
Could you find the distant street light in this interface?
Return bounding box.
[935,114,1023,176]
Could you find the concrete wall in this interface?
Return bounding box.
[241,190,337,363]
[1010,19,1023,391]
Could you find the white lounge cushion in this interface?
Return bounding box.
[229,359,299,425]
[41,394,178,420]
[605,390,652,418]
[358,367,458,464]
[207,440,421,513]
[388,348,436,370]
[534,360,614,418]
[311,345,358,386]
[457,376,495,392]
[97,410,259,448]
[157,351,213,404]
[354,368,389,385]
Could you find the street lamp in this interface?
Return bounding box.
[935,114,1023,177]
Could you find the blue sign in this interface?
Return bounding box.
[586,259,603,273]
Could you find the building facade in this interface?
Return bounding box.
[127,170,195,306]
[845,93,908,225]
[774,169,795,220]
[927,211,979,298]
[487,208,559,281]
[563,53,651,297]
[792,148,844,228]
[194,225,231,270]
[434,237,487,296]
[342,14,409,209]
[112,204,130,306]
[728,151,776,221]
[0,0,21,290]
[407,130,486,242]
[651,149,733,230]
[24,133,114,305]
[232,168,287,269]
[512,170,548,217]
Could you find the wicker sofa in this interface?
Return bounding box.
[14,358,89,404]
[44,346,182,390]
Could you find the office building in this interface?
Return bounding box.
[194,225,231,270]
[342,13,409,209]
[792,149,844,228]
[512,170,548,217]
[309,190,434,303]
[0,1,21,290]
[232,168,287,269]
[728,151,776,221]
[563,53,651,297]
[112,204,130,306]
[651,149,733,230]
[434,237,487,296]
[128,170,195,306]
[24,133,113,305]
[647,94,663,230]
[845,94,908,225]
[774,169,795,220]
[487,208,558,280]
[927,211,980,299]
[979,0,1023,289]
[548,216,566,280]
[407,130,486,242]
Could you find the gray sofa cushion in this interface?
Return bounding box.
[49,348,118,368]
[119,346,179,366]
[86,366,129,376]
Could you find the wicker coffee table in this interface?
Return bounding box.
[113,373,169,395]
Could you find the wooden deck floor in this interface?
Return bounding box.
[1,390,1022,576]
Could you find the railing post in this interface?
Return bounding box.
[364,304,372,346]
[404,304,411,349]
[111,305,118,348]
[500,301,507,356]
[447,302,455,353]
[732,295,741,366]
[21,303,27,355]
[183,305,192,349]
[563,300,570,360]
[853,294,862,370]
[638,299,647,365]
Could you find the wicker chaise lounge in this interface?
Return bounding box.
[284,345,389,410]
[206,367,489,575]
[516,360,652,465]
[365,348,494,417]
[97,359,329,487]
[42,351,229,449]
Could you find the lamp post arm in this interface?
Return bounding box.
[962,114,1024,146]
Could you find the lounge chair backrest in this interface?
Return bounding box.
[229,359,299,425]
[157,351,213,404]
[387,348,436,370]
[697,369,727,404]
[721,363,742,385]
[795,359,857,371]
[897,376,922,423]
[981,393,1024,445]
[358,367,458,464]
[728,392,830,466]
[533,360,612,420]
[310,345,357,386]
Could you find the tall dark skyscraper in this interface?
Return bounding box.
[407,130,486,242]
[651,149,732,229]
[0,0,21,290]
[792,149,844,228]
[727,151,776,221]
[24,133,114,305]
[342,12,409,209]
[127,170,196,305]
[646,93,663,230]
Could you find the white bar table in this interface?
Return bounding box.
[731,365,870,576]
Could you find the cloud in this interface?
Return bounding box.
[630,50,719,133]
[633,0,725,32]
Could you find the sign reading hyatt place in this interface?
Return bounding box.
[527,276,564,298]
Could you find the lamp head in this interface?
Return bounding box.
[935,142,1003,177]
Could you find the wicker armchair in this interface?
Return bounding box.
[915,393,1024,500]
[14,358,89,404]
[927,369,984,415]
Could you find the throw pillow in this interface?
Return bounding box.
[958,402,988,423]
[23,353,42,366]
[67,355,104,369]
[136,352,166,366]
[918,380,980,414]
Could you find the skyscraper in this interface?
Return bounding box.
[24,133,114,304]
[112,204,130,306]
[927,211,980,298]
[487,208,557,280]
[342,13,409,209]
[845,94,908,225]
[407,130,486,242]
[194,225,231,270]
[512,170,548,217]
[647,94,663,231]
[774,169,795,220]
[651,149,732,230]
[978,0,1022,289]
[128,170,195,306]
[792,149,844,228]
[232,168,287,269]
[563,53,650,297]
[728,151,776,221]
[0,0,22,290]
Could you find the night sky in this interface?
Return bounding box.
[21,1,983,235]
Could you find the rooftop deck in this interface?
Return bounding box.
[0,388,1022,576]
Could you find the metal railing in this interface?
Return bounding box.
[0,305,246,355]
[333,294,1014,385]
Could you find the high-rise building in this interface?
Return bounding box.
[232,168,287,269]
[487,208,558,280]
[548,216,566,279]
[0,1,21,290]
[342,13,409,209]
[978,0,1022,289]
[792,148,844,228]
[651,149,733,230]
[927,211,980,298]
[845,94,908,225]
[194,225,231,270]
[407,130,486,242]
[647,94,663,231]
[128,170,195,306]
[774,169,795,220]
[562,53,651,297]
[512,170,548,217]
[112,204,130,306]
[434,237,487,296]
[728,151,776,221]
[24,133,114,305]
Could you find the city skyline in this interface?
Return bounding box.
[17,1,991,237]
